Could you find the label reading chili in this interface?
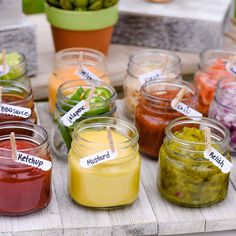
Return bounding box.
[226,62,236,76]
[15,151,52,171]
[77,67,101,81]
[204,147,232,174]
[0,103,31,118]
[139,69,162,85]
[0,65,10,77]
[61,100,90,127]
[80,149,117,169]
[171,101,202,121]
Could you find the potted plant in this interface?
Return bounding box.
[45,0,119,54]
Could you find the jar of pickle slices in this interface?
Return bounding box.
[124,49,181,119]
[194,48,236,116]
[0,80,37,123]
[0,121,52,216]
[68,117,141,209]
[52,80,117,157]
[135,80,198,159]
[48,48,110,113]
[158,117,231,207]
[209,77,236,153]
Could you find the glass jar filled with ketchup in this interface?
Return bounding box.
[0,80,37,123]
[135,80,198,159]
[0,121,52,216]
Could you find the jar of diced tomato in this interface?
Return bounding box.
[194,48,236,117]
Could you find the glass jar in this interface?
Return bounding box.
[194,48,236,116]
[0,121,52,216]
[124,49,182,119]
[0,51,28,84]
[209,77,236,153]
[68,117,141,209]
[135,80,198,159]
[48,48,110,113]
[52,79,117,157]
[158,117,231,207]
[0,80,37,123]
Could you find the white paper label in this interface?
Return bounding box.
[204,147,232,174]
[80,149,117,169]
[77,67,101,81]
[0,65,10,77]
[15,151,52,171]
[60,100,89,127]
[0,103,31,118]
[171,101,202,121]
[139,69,162,85]
[226,62,236,76]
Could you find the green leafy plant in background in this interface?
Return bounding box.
[23,0,45,14]
[46,0,118,11]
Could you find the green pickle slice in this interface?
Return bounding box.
[158,127,230,207]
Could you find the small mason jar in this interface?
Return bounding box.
[158,117,231,207]
[135,80,198,159]
[0,80,37,123]
[0,121,52,216]
[48,48,110,113]
[194,48,236,116]
[0,51,28,84]
[209,77,236,153]
[124,49,182,119]
[52,79,117,157]
[68,117,141,209]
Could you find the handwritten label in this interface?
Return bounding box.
[204,147,232,174]
[80,149,117,169]
[60,100,89,127]
[171,101,202,121]
[0,65,10,77]
[139,69,163,85]
[77,67,101,81]
[226,62,236,76]
[0,103,31,118]
[15,151,52,171]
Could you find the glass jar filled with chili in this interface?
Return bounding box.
[194,48,236,116]
[124,49,182,119]
[48,48,110,113]
[0,80,37,123]
[158,117,231,207]
[52,79,117,157]
[135,79,198,159]
[0,121,52,216]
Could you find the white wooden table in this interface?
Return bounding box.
[1,101,236,236]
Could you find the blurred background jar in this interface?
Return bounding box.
[158,117,231,207]
[135,80,198,159]
[0,80,37,124]
[0,51,28,84]
[194,48,236,117]
[209,77,236,153]
[68,117,141,209]
[124,49,182,119]
[52,79,117,157]
[48,48,110,113]
[0,121,52,216]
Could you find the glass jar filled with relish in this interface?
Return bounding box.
[52,79,117,157]
[209,77,236,153]
[194,48,236,116]
[0,80,37,123]
[48,48,110,113]
[158,117,231,207]
[124,49,181,119]
[0,121,52,216]
[68,117,141,209]
[135,80,198,159]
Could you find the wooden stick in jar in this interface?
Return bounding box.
[171,87,186,108]
[10,132,17,160]
[204,127,212,153]
[160,55,168,75]
[106,127,115,153]
[2,49,6,72]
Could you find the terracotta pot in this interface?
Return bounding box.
[45,3,119,55]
